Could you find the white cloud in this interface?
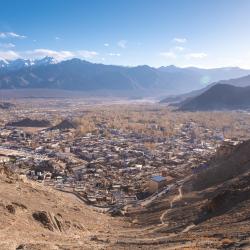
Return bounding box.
[174,46,185,52]
[0,48,99,62]
[173,37,187,43]
[25,49,74,61]
[8,32,26,39]
[160,51,176,59]
[104,43,109,47]
[0,50,20,60]
[0,32,26,39]
[117,40,127,49]
[185,52,207,59]
[108,53,121,56]
[77,50,99,59]
[0,43,15,48]
[55,36,61,40]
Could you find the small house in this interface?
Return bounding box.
[148,176,166,193]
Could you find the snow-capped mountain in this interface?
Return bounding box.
[33,56,59,66]
[0,59,9,68]
[0,57,58,71]
[0,57,250,96]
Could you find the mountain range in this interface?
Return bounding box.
[0,57,250,96]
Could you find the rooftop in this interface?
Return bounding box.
[151,176,166,183]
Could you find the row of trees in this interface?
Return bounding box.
[72,104,250,140]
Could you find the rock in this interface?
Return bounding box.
[6,204,15,214]
[16,244,26,250]
[32,211,54,231]
[221,238,235,248]
[132,219,139,224]
[12,202,27,210]
[90,235,98,241]
[32,210,67,232]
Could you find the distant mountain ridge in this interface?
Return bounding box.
[0,57,250,96]
[161,73,250,103]
[179,83,250,111]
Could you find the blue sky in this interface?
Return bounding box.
[0,0,250,68]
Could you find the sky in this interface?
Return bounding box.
[0,0,250,68]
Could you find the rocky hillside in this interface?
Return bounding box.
[191,139,250,190]
[123,140,250,249]
[0,165,129,250]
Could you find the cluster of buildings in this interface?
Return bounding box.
[0,116,228,210]
[1,100,243,212]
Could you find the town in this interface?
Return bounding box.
[0,98,249,213]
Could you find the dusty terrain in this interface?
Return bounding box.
[0,166,131,250]
[121,141,250,249]
[124,171,250,249]
[1,161,250,250]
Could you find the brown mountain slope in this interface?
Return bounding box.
[122,140,250,249]
[122,171,250,249]
[191,139,250,191]
[179,84,250,111]
[0,166,130,250]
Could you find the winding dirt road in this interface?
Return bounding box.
[160,185,183,224]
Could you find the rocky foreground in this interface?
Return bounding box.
[0,166,131,250]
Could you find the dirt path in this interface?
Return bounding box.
[160,185,183,224]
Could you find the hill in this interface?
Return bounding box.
[215,73,250,87]
[178,84,250,111]
[0,165,129,250]
[161,73,250,104]
[0,58,250,96]
[6,118,51,127]
[191,139,250,190]
[0,102,15,109]
[50,119,76,130]
[124,140,250,248]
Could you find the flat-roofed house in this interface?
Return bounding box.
[148,176,166,193]
[72,164,86,181]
